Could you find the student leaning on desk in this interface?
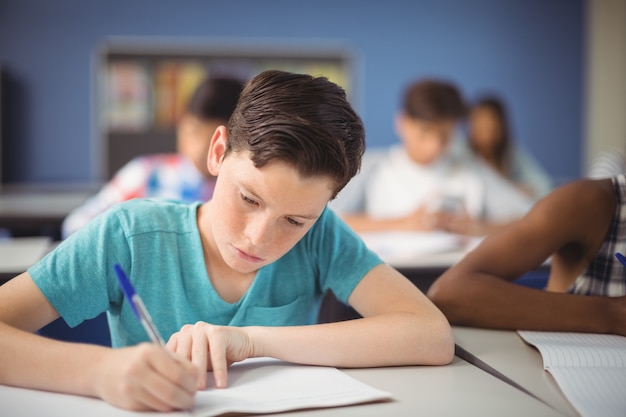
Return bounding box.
[428,174,626,336]
[0,70,453,412]
[62,76,244,239]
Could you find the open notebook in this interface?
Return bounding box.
[191,358,392,416]
[518,331,626,417]
[0,358,392,416]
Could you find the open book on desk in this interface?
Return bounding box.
[518,331,626,417]
[191,358,391,416]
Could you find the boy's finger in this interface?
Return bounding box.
[191,327,209,389]
[155,349,198,395]
[208,339,228,389]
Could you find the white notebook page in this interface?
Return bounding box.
[518,331,626,417]
[192,358,392,417]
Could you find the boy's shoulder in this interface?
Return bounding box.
[115,197,193,210]
[108,198,200,234]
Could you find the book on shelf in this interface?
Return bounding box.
[105,60,152,132]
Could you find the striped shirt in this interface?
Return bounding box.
[62,154,215,238]
[569,174,626,296]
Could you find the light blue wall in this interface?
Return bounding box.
[0,0,584,184]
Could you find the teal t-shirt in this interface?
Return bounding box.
[29,199,382,347]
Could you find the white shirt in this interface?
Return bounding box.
[331,145,533,223]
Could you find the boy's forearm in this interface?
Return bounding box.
[0,321,107,396]
[246,311,454,367]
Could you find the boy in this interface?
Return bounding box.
[62,76,244,238]
[427,175,626,336]
[0,70,453,412]
[330,79,533,236]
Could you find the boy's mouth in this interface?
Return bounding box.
[233,245,264,263]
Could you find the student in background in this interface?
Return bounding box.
[61,76,244,238]
[466,95,553,200]
[588,147,626,179]
[428,175,626,336]
[330,79,533,236]
[0,70,453,412]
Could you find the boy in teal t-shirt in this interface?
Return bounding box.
[0,70,453,412]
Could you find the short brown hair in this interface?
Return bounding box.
[187,76,244,122]
[402,79,466,122]
[227,70,365,198]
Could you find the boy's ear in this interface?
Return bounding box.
[207,126,228,176]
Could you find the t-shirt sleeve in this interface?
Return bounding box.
[310,208,384,304]
[29,205,130,328]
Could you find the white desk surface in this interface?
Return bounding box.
[0,190,91,218]
[359,230,481,269]
[0,356,563,417]
[453,326,580,417]
[0,237,52,272]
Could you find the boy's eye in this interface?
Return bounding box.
[287,217,304,227]
[241,194,258,206]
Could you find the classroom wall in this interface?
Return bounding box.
[0,0,583,185]
[584,0,626,172]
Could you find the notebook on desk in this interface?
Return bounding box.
[0,358,392,417]
[192,358,392,416]
[518,330,626,417]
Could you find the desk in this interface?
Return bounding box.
[0,237,52,284]
[0,184,95,240]
[0,356,564,417]
[452,326,580,417]
[359,231,480,291]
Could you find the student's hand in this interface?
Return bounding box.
[404,205,437,231]
[433,209,483,236]
[166,322,255,390]
[93,343,199,412]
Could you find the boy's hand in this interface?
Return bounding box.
[93,343,199,412]
[405,205,437,230]
[433,209,483,236]
[166,322,255,390]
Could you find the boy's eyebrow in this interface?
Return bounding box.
[241,185,322,220]
[293,213,321,220]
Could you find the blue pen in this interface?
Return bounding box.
[114,263,165,345]
[615,252,626,268]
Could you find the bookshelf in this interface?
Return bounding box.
[94,39,356,181]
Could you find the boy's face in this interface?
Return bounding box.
[205,128,334,275]
[395,113,456,166]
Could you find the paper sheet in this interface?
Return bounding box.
[192,358,392,416]
[518,331,626,417]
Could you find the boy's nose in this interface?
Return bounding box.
[245,216,273,247]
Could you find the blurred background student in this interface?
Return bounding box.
[62,76,243,238]
[465,95,553,201]
[330,78,533,236]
